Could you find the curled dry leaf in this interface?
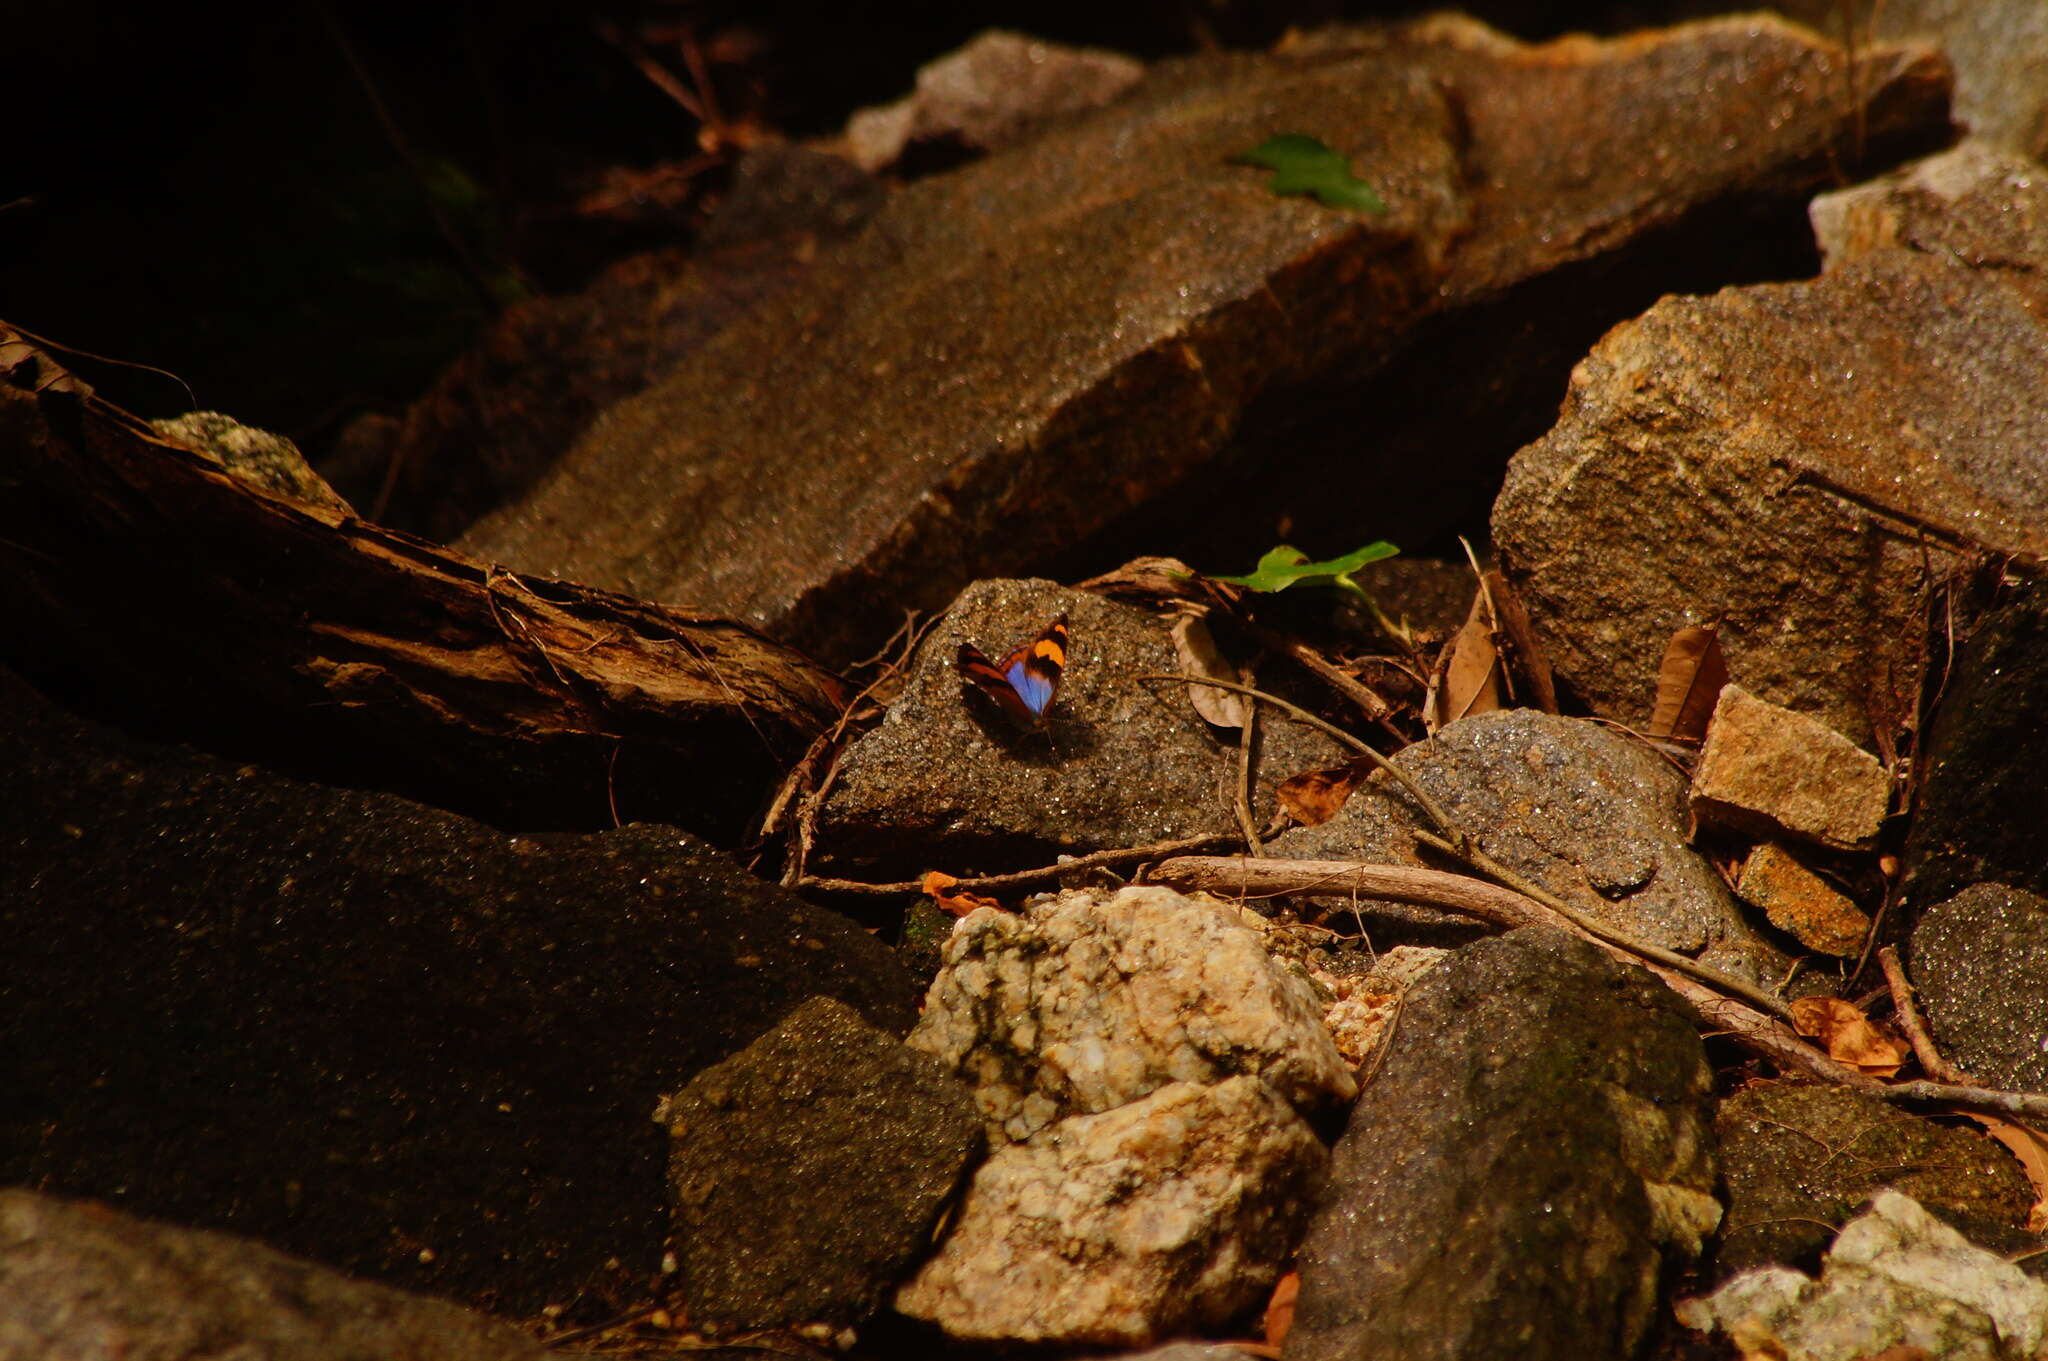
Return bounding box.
[1788,995,1906,1077]
[1482,569,1558,714]
[1962,1114,2048,1233]
[921,870,1002,919]
[1648,623,1729,743]
[1172,612,1251,729]
[1427,588,1504,732]
[1276,756,1376,827]
[1075,555,1204,606]
[1263,1269,1300,1350]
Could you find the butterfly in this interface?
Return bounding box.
[955,613,1069,730]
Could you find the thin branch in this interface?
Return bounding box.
[795,833,1244,898]
[1235,677,1263,854]
[1880,944,1971,1083]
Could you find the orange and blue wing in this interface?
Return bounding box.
[956,614,1068,728]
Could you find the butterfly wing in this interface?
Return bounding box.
[957,614,1069,728]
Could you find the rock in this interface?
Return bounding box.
[1273,709,1799,986]
[1495,154,2048,745]
[1678,1190,2048,1361]
[460,16,1949,663]
[153,409,354,515]
[843,30,1145,172]
[1715,1082,2036,1277]
[909,885,1356,1147]
[657,997,981,1331]
[893,1075,1325,1346]
[0,1189,551,1361]
[1771,0,2048,156]
[1910,884,2048,1093]
[1319,945,1448,1070]
[0,665,919,1316]
[1735,843,1871,957]
[356,142,885,540]
[812,579,1346,875]
[1900,573,2048,910]
[1691,685,1890,851]
[1286,928,1720,1361]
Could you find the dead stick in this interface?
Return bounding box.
[795,832,1244,898]
[1879,944,1971,1083]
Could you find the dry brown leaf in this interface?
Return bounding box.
[1483,569,1558,714]
[1430,589,1504,731]
[1276,757,1376,827]
[1172,612,1250,729]
[1263,1269,1300,1351]
[1789,996,1906,1077]
[921,870,1002,918]
[1962,1113,2048,1233]
[1074,555,1203,605]
[1648,623,1729,742]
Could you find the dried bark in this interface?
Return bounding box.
[0,334,842,834]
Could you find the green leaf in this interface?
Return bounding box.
[1211,541,1400,596]
[1230,134,1387,213]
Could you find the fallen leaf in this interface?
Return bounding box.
[1648,623,1729,742]
[1483,569,1558,714]
[921,870,1001,918]
[1961,1113,2048,1233]
[1075,555,1203,605]
[1172,613,1250,729]
[1230,134,1388,213]
[1789,996,1905,1077]
[1428,589,1504,731]
[1263,1270,1300,1350]
[1276,757,1376,827]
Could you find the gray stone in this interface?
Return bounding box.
[813,579,1347,875]
[1715,1082,2037,1277]
[894,1075,1325,1346]
[658,997,981,1330]
[1911,884,2048,1093]
[1286,928,1720,1361]
[1273,709,1799,986]
[908,885,1357,1147]
[460,17,1948,663]
[0,1189,550,1361]
[844,30,1144,171]
[0,666,918,1315]
[1678,1190,2048,1361]
[1901,576,2048,910]
[1691,684,1890,851]
[1495,163,2048,742]
[153,409,354,515]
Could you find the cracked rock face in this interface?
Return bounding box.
[897,886,1352,1344]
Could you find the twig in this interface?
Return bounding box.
[1880,944,1971,1083]
[1236,674,1263,854]
[1145,854,2048,1124]
[795,832,1244,898]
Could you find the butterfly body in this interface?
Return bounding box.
[956,614,1069,729]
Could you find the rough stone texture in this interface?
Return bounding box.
[813,579,1347,876]
[1715,1082,2037,1278]
[657,997,980,1331]
[1692,685,1890,851]
[1678,1191,2048,1361]
[1900,575,2048,914]
[1735,843,1871,958]
[1286,928,1721,1361]
[1769,0,2048,157]
[460,16,1949,663]
[844,30,1145,171]
[909,885,1357,1147]
[1320,945,1448,1070]
[153,409,354,514]
[1910,884,2048,1093]
[0,1189,552,1361]
[0,666,919,1315]
[1495,155,2048,742]
[893,1075,1325,1346]
[347,143,886,540]
[1273,709,1799,986]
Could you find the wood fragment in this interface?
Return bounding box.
[1880,944,1972,1083]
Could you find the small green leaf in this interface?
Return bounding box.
[1230,134,1387,213]
[1211,541,1400,596]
